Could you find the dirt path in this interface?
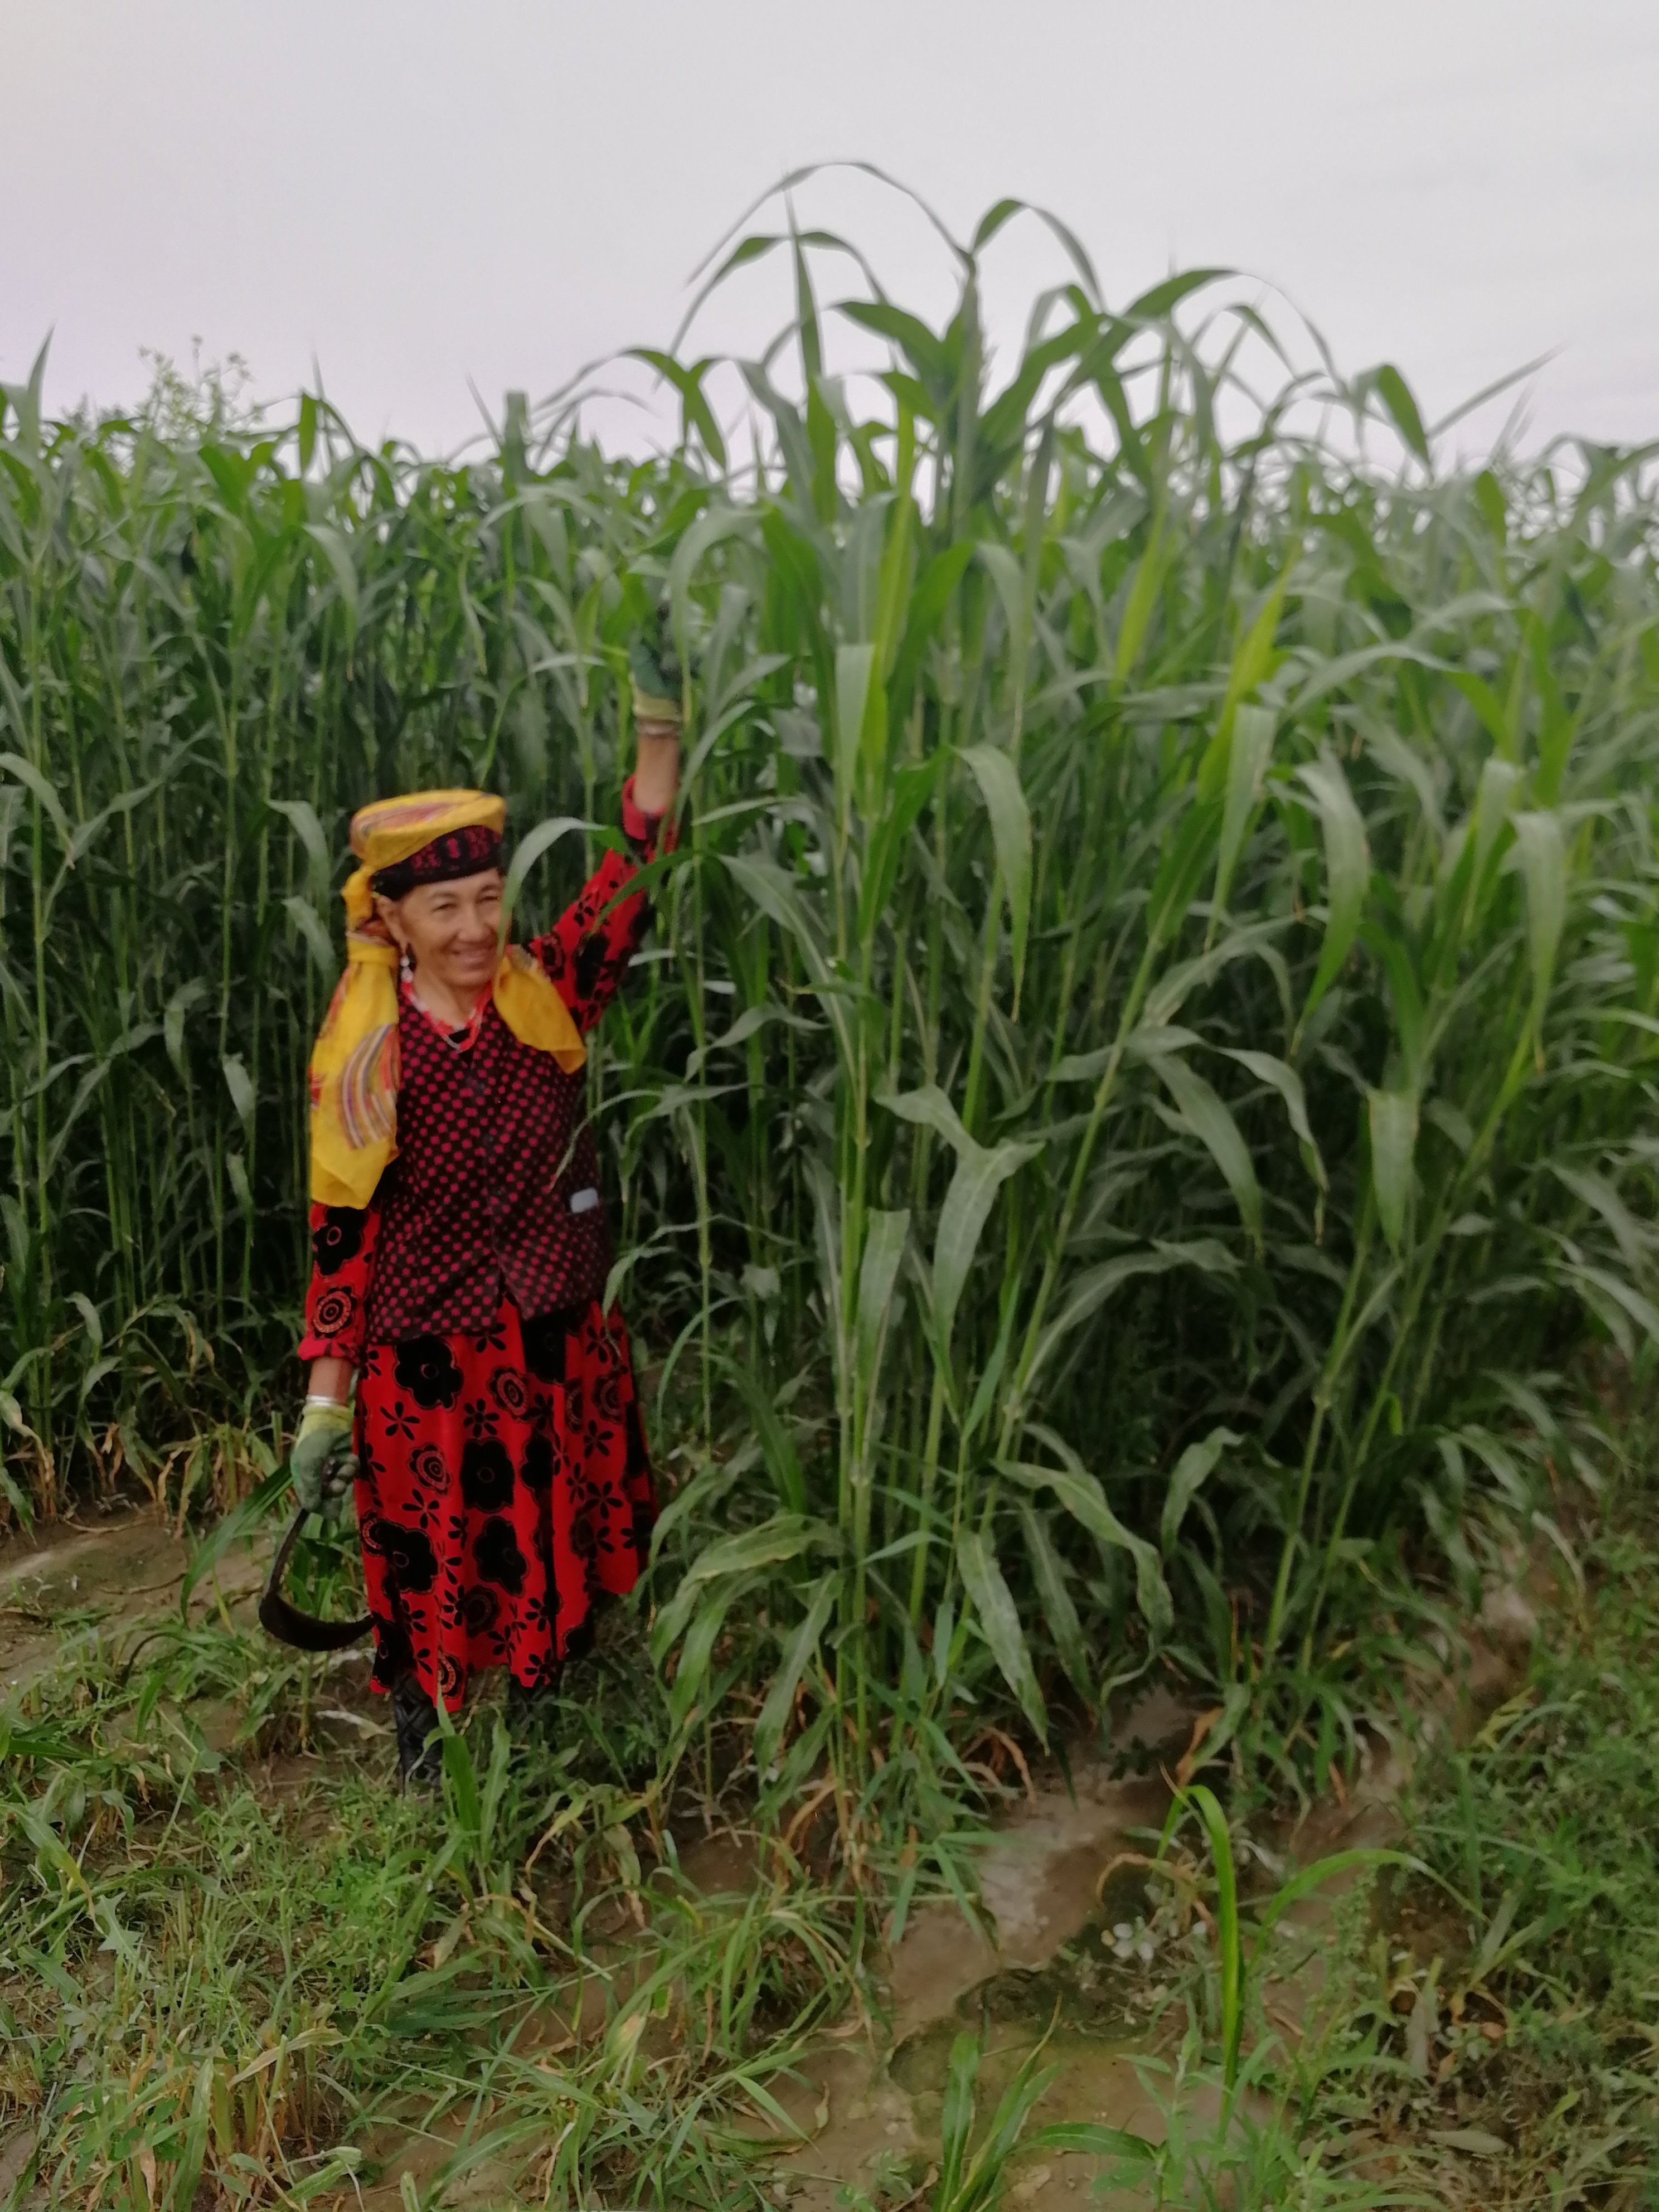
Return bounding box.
[0,1505,266,1692]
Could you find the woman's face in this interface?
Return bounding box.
[377,869,503,997]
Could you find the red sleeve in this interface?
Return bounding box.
[531,776,676,1034]
[297,1202,380,1364]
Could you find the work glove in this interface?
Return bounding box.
[629,603,685,730]
[290,1400,358,1517]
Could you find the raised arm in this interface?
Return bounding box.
[532,639,682,1031]
[531,775,676,1032]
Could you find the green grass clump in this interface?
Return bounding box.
[1396,1499,1659,2192]
[0,1594,858,2207]
[1111,1474,1659,2207]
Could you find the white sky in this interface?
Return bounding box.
[6,0,1657,460]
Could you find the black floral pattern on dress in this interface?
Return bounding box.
[462,1395,498,1441]
[311,1284,358,1341]
[313,1206,367,1276]
[408,1441,449,1496]
[489,1367,531,1420]
[593,1368,624,1422]
[364,1517,438,1595]
[394,1335,464,1410]
[581,1310,615,1364]
[448,1582,501,1637]
[521,1308,576,1383]
[474,1515,528,1594]
[520,1646,563,1691]
[458,1436,515,1512]
[519,1433,558,1492]
[574,932,608,1003]
[369,1608,415,1685]
[579,1417,613,1463]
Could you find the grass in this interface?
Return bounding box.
[6,1462,1659,2208]
[0,1553,867,2208]
[1023,1458,1659,2210]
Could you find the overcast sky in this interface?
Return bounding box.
[7,0,1657,460]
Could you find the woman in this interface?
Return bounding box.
[290,646,681,1786]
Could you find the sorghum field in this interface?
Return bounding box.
[3,186,1657,2208]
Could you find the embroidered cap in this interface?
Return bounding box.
[371,820,503,900]
[349,789,505,911]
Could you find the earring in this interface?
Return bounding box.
[399,947,414,984]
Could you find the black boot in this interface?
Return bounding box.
[391,1673,443,1790]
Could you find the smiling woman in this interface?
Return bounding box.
[286,629,684,1787]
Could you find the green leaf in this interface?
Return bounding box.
[721,854,830,984]
[284,894,339,983]
[1368,1086,1419,1254]
[1215,1045,1326,1190]
[676,1511,839,1595]
[269,795,331,901]
[1000,1452,1172,1642]
[858,750,947,938]
[221,1054,255,1140]
[888,539,976,711]
[856,1208,910,1381]
[304,522,360,630]
[1153,1053,1262,1245]
[961,743,1033,1005]
[1029,1241,1236,1391]
[880,1082,972,1155]
[934,1139,1041,1353]
[1147,796,1222,949]
[936,2033,981,2210]
[1509,809,1566,1049]
[722,1363,807,1514]
[1017,1502,1092,1699]
[502,813,589,926]
[1373,362,1430,464]
[684,999,817,1080]
[1160,1426,1240,1555]
[181,1462,292,1611]
[164,979,208,1082]
[753,1572,838,1773]
[1027,2122,1154,2165]
[653,1515,838,1659]
[668,1585,741,1730]
[1200,572,1294,807]
[1293,749,1370,1045]
[957,1528,1047,1743]
[1212,701,1275,917]
[0,751,71,847]
[835,641,878,810]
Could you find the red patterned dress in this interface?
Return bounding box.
[298,788,665,1708]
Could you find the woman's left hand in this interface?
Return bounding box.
[630,608,682,818]
[292,1400,358,1517]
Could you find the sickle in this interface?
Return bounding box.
[258,1508,373,1651]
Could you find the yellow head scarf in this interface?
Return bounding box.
[308,789,585,1209]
